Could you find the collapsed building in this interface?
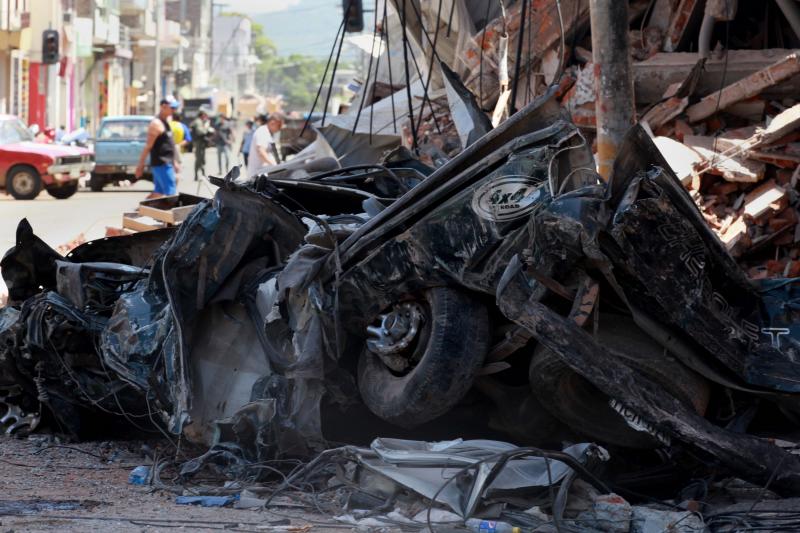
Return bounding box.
[4,0,800,529]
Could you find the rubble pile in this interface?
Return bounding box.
[6,0,800,527]
[449,0,800,278]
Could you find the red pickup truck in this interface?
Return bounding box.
[0,116,94,200]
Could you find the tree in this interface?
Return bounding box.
[223,11,331,111]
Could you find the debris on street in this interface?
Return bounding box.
[106,193,205,235]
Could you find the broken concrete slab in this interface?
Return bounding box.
[641,96,688,131]
[652,136,704,185]
[684,134,766,182]
[633,50,800,105]
[743,179,789,220]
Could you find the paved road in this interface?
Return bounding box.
[0,148,243,295]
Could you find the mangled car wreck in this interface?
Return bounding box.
[4,90,800,526]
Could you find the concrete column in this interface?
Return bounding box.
[589,0,635,180]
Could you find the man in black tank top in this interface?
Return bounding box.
[135,98,181,199]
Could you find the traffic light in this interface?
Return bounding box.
[42,30,59,65]
[175,69,192,87]
[343,0,363,33]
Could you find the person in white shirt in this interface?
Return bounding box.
[247,112,285,178]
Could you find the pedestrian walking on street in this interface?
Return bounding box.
[191,110,211,181]
[214,115,234,175]
[247,112,285,178]
[135,98,180,199]
[240,119,254,166]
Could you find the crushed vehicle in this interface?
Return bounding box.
[2,89,800,497]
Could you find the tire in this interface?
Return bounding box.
[46,182,78,199]
[6,166,42,200]
[89,173,105,192]
[357,287,490,427]
[529,315,709,449]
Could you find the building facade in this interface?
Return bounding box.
[211,15,256,102]
[0,0,212,134]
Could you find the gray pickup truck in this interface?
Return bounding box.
[89,115,152,192]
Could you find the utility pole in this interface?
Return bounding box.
[154,0,163,112]
[177,0,186,73]
[589,0,635,180]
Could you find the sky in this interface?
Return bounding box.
[222,0,344,58]
[222,0,304,14]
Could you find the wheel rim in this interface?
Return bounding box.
[366,300,429,374]
[11,172,35,196]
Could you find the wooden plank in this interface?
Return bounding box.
[686,53,800,123]
[137,193,205,224]
[138,204,195,225]
[123,213,167,233]
[105,226,137,237]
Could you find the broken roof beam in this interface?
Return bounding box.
[686,53,800,123]
[633,49,800,105]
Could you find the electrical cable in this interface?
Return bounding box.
[422,446,610,533]
[446,0,457,37]
[319,17,348,130]
[383,2,398,133]
[352,0,381,137]
[398,2,445,138]
[31,444,105,460]
[300,17,346,137]
[400,0,419,151]
[407,0,454,137]
[709,0,731,171]
[408,0,446,139]
[369,0,381,143]
[479,0,492,106]
[554,0,567,84]
[509,0,528,115]
[525,0,534,105]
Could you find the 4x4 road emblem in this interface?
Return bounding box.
[471,175,544,221]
